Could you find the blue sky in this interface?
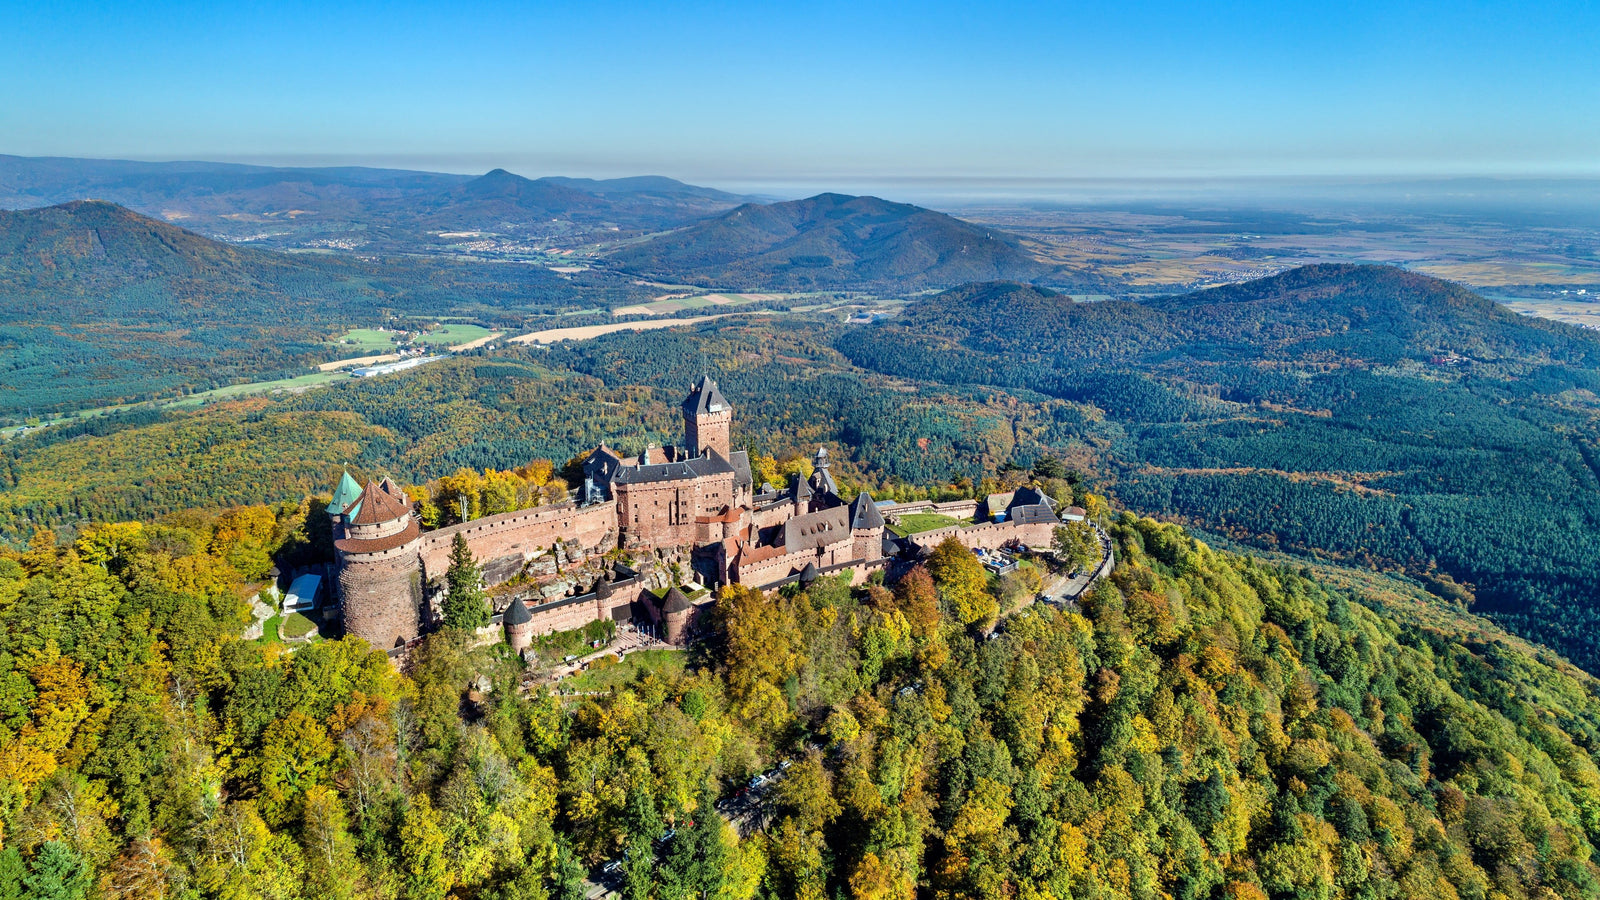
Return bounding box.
[2,0,1596,186]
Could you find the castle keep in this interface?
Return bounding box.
[331,377,1063,651]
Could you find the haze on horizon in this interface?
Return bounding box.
[2,0,1596,193]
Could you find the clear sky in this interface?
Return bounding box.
[2,0,1596,186]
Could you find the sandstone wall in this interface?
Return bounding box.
[907,520,1056,554]
[735,538,856,588]
[881,499,980,519]
[616,473,735,548]
[339,544,423,650]
[417,501,617,582]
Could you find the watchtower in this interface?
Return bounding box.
[683,375,732,460]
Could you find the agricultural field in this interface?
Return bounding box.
[410,323,498,348]
[612,291,786,317]
[330,327,401,353]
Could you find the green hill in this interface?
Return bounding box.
[608,192,1058,290]
[836,265,1600,672]
[0,201,606,416]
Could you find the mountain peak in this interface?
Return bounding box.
[609,193,1051,290]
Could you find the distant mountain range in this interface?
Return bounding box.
[0,156,1063,293]
[0,155,751,249]
[608,192,1056,291]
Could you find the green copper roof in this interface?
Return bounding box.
[330,470,363,516]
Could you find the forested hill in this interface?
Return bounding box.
[6,502,1600,898]
[889,266,1597,365]
[0,201,621,416]
[838,265,1600,674]
[607,192,1058,290]
[415,169,746,233]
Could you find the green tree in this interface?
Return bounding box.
[442,532,490,631]
[552,838,587,900]
[24,842,88,900]
[1052,521,1097,572]
[622,785,661,900]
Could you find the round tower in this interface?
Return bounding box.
[662,585,694,644]
[336,480,423,650]
[503,597,534,654]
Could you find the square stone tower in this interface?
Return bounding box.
[683,375,732,460]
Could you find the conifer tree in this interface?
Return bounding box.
[442,532,489,630]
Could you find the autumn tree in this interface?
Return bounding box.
[926,537,996,628]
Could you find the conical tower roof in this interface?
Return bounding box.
[849,491,885,530]
[349,480,411,526]
[330,470,363,516]
[662,585,693,614]
[503,597,532,626]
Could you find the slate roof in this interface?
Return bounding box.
[790,473,813,503]
[662,585,693,614]
[683,375,730,416]
[809,465,839,498]
[1006,503,1059,525]
[1011,486,1056,511]
[783,506,851,553]
[330,471,363,516]
[585,443,622,471]
[729,449,753,490]
[849,491,885,530]
[611,449,736,485]
[799,562,819,584]
[503,597,532,626]
[349,481,411,525]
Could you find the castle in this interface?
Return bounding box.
[328,377,1064,652]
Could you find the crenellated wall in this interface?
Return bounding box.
[417,501,617,582]
[906,519,1057,554]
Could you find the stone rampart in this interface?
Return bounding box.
[418,502,617,582]
[907,519,1056,554]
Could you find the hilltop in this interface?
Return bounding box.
[414,168,740,234]
[608,192,1056,290]
[883,265,1594,365]
[0,201,620,415]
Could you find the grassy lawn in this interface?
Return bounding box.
[169,372,344,407]
[567,649,686,692]
[889,512,971,537]
[282,612,318,640]
[261,614,282,643]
